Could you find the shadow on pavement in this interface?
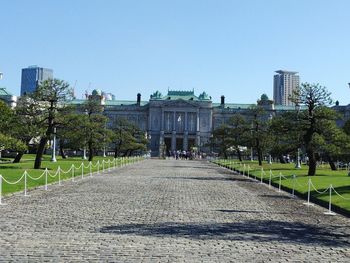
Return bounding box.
[99,220,350,247]
[154,176,253,182]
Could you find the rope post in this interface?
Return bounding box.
[97,161,100,174]
[81,162,84,179]
[89,162,92,177]
[269,170,272,188]
[278,172,282,192]
[303,178,313,206]
[0,175,3,205]
[243,164,246,175]
[24,171,29,197]
[45,168,48,191]
[108,159,111,171]
[324,184,336,215]
[247,166,250,178]
[58,166,61,186]
[292,174,296,198]
[260,168,263,184]
[72,164,75,182]
[103,160,105,172]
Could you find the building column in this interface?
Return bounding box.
[171,131,176,151]
[196,109,200,150]
[171,111,176,151]
[183,131,188,151]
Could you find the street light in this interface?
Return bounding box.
[51,127,57,162]
[295,104,301,169]
[103,121,107,158]
[82,109,88,160]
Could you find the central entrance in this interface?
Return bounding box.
[164,137,171,155]
[176,138,183,151]
[188,138,195,150]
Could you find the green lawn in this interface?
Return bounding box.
[213,159,350,214]
[0,154,142,195]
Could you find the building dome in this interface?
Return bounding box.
[92,89,102,96]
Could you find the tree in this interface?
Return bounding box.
[248,106,271,166]
[226,114,250,161]
[27,79,73,169]
[269,111,301,163]
[0,101,27,158]
[290,83,333,175]
[211,124,232,158]
[111,117,147,157]
[82,99,111,161]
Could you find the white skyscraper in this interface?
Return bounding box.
[273,70,300,106]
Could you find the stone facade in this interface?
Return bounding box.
[71,90,302,157]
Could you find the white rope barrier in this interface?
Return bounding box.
[27,170,46,181]
[332,186,350,200]
[213,160,350,216]
[0,157,146,205]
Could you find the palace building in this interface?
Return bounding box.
[71,89,298,157]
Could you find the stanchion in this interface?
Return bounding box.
[103,160,105,172]
[260,168,263,184]
[324,184,336,215]
[81,162,84,179]
[303,178,314,206]
[247,166,250,178]
[72,165,75,182]
[269,170,272,188]
[24,171,29,196]
[58,166,62,186]
[97,161,100,174]
[0,175,3,205]
[89,162,92,177]
[291,174,296,198]
[278,172,282,192]
[45,168,48,191]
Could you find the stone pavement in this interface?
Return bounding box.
[0,159,349,262]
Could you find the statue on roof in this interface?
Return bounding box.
[198,91,210,100]
[150,90,162,99]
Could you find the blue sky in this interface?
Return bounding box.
[1,0,350,104]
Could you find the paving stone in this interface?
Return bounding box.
[0,159,349,262]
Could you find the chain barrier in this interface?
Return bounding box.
[214,160,350,216]
[0,156,143,205]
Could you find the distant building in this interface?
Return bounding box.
[69,89,299,157]
[273,70,299,106]
[0,87,17,108]
[20,65,53,95]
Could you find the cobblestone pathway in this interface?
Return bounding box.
[0,159,350,262]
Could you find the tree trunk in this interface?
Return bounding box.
[60,144,67,159]
[13,151,24,163]
[257,147,263,166]
[327,154,337,171]
[236,146,242,162]
[88,140,93,162]
[279,154,286,163]
[34,137,48,169]
[114,148,118,158]
[307,148,316,176]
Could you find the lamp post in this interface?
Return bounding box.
[295,104,301,169]
[268,113,273,164]
[103,121,107,158]
[250,122,254,161]
[51,127,57,162]
[83,109,88,160]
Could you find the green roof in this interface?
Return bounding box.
[0,87,13,96]
[68,99,148,106]
[213,103,254,109]
[150,89,212,101]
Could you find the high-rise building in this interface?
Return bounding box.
[273,70,299,106]
[20,65,53,95]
